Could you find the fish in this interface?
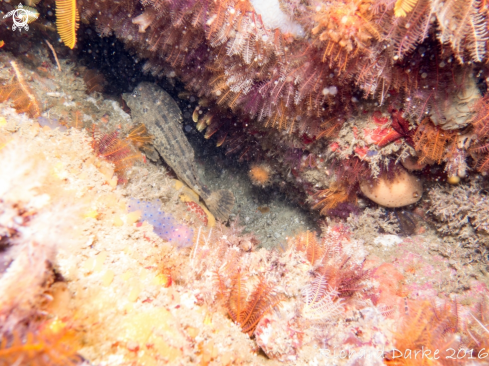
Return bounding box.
[123,82,235,221]
[23,5,40,24]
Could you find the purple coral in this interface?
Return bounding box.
[128,198,194,248]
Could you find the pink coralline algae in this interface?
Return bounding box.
[128,198,194,248]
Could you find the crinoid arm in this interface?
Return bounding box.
[227,271,282,335]
[0,62,41,118]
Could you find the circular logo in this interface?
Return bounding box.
[4,4,37,32]
[13,5,30,31]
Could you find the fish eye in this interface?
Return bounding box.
[132,91,140,98]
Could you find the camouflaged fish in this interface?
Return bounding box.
[123,82,235,221]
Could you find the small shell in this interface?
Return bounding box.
[360,168,423,208]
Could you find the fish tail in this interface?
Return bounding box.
[204,190,235,222]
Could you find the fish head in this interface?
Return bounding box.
[122,82,159,113]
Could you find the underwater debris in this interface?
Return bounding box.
[256,206,270,214]
[44,40,62,72]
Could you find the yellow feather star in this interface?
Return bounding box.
[394,0,419,17]
[56,0,79,49]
